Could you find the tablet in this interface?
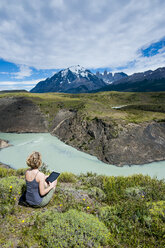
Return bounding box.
[46,172,60,183]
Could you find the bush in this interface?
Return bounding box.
[0,176,25,217]
[88,187,106,201]
[39,162,50,174]
[0,167,27,178]
[16,168,27,176]
[98,199,165,247]
[28,209,111,247]
[149,201,165,220]
[98,205,121,230]
[0,176,25,197]
[103,174,165,203]
[0,167,16,178]
[78,172,106,189]
[125,186,145,198]
[58,172,77,183]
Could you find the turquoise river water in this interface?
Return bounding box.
[0,133,165,179]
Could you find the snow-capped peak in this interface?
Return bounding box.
[61,65,91,78]
[68,65,86,74]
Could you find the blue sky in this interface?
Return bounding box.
[0,0,165,91]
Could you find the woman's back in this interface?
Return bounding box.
[25,170,43,206]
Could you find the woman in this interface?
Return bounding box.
[25,151,57,207]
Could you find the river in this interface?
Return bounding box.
[0,132,165,179]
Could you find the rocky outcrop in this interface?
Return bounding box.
[51,112,165,166]
[0,139,10,149]
[0,97,48,132]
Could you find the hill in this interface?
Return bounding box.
[0,167,165,247]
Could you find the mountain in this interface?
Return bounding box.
[94,67,165,92]
[113,67,165,85]
[0,90,28,94]
[96,70,128,84]
[30,65,106,93]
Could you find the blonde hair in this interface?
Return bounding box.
[26,151,42,169]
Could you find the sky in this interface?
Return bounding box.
[0,0,165,91]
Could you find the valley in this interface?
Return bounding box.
[0,91,165,166]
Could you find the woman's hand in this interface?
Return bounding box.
[49,179,57,189]
[39,174,57,196]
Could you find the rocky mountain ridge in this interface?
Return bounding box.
[113,67,165,85]
[30,65,106,93]
[31,65,165,94]
[95,67,165,92]
[96,70,128,84]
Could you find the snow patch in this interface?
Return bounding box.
[80,71,89,77]
[60,65,92,80]
[69,65,86,74]
[61,69,68,77]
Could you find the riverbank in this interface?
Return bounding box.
[0,139,12,169]
[0,92,165,166]
[0,132,165,179]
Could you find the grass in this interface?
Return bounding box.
[0,167,165,247]
[1,91,165,125]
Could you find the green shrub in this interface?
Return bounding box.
[88,187,106,201]
[0,176,25,198]
[125,186,145,198]
[149,201,165,220]
[0,176,25,217]
[0,167,16,178]
[28,209,111,247]
[103,174,165,203]
[15,168,27,176]
[0,167,27,178]
[58,172,77,183]
[99,199,165,247]
[98,205,121,230]
[78,172,106,189]
[39,162,50,174]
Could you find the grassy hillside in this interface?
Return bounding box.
[0,166,165,247]
[0,91,165,125]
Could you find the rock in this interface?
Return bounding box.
[0,139,10,149]
[52,112,165,166]
[0,97,48,132]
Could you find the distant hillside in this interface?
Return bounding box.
[30,65,106,93]
[94,78,165,92]
[95,67,165,92]
[114,67,165,85]
[0,90,28,94]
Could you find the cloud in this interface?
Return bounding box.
[12,65,32,79]
[0,0,165,72]
[122,45,165,75]
[0,78,45,91]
